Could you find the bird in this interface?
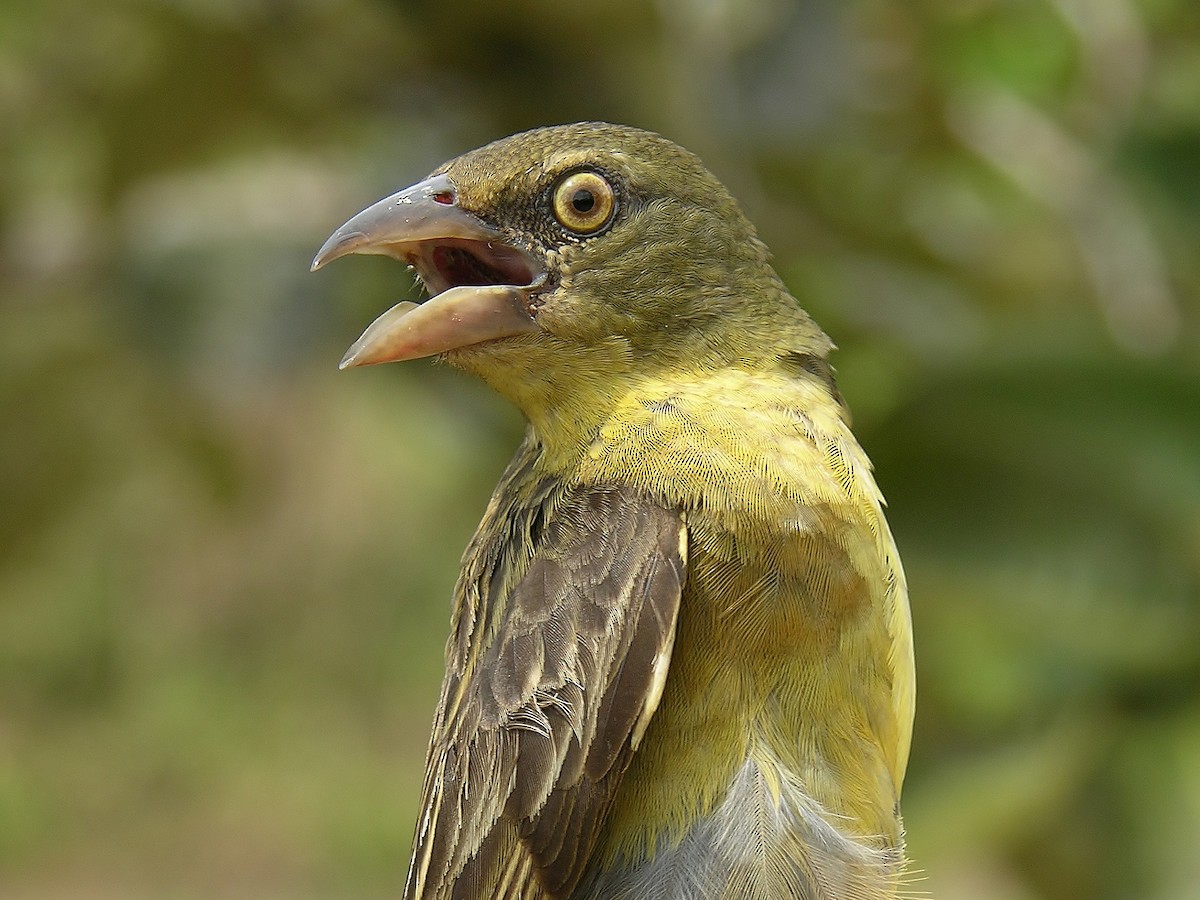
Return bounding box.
[312,122,915,900]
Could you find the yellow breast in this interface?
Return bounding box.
[562,366,914,888]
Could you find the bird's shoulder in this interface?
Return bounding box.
[569,362,881,535]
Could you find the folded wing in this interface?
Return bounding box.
[405,473,687,900]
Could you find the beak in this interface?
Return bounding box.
[312,174,543,367]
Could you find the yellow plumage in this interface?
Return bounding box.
[314,122,916,899]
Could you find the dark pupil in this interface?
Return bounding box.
[571,189,595,213]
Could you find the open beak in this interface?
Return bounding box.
[312,173,544,368]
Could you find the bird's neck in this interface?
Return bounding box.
[455,337,646,470]
[524,359,856,511]
[458,328,841,479]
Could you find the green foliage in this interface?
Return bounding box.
[1,0,1197,896]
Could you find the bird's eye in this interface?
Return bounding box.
[551,171,616,235]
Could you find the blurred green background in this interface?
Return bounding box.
[2,0,1198,897]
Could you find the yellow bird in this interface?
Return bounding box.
[313,122,915,900]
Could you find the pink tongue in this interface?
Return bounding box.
[339,285,539,367]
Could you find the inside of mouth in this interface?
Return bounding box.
[427,242,537,294]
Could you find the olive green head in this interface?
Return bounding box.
[313,123,832,425]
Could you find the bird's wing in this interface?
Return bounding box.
[404,465,687,900]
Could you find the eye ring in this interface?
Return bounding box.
[551,170,616,235]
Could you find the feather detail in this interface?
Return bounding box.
[577,754,905,900]
[404,442,686,899]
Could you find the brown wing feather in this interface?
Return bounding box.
[404,444,686,900]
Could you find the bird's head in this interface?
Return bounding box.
[314,123,832,439]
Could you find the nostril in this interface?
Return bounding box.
[432,191,455,205]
